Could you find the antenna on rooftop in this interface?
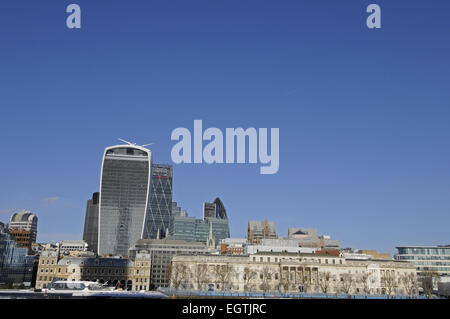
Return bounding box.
[118,138,136,146]
[118,138,154,148]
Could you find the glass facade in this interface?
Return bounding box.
[144,164,173,239]
[83,192,99,254]
[98,146,152,256]
[395,246,450,275]
[0,224,36,286]
[168,216,230,246]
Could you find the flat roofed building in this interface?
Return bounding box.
[395,246,450,275]
[170,252,418,295]
[59,240,89,257]
[358,250,391,260]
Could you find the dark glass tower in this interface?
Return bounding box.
[83,192,99,254]
[98,145,152,256]
[144,164,173,239]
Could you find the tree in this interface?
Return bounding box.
[260,266,272,293]
[340,273,354,295]
[359,272,371,295]
[401,273,418,297]
[192,263,209,291]
[168,262,190,290]
[212,263,234,291]
[381,271,397,296]
[421,270,440,298]
[243,267,257,292]
[319,272,332,294]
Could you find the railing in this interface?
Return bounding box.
[158,287,440,299]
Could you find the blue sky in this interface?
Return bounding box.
[0,0,449,255]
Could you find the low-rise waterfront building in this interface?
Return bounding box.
[170,252,418,296]
[35,249,151,291]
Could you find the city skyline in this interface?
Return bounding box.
[1,0,450,257]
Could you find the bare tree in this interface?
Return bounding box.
[340,273,354,295]
[260,266,272,293]
[243,267,257,292]
[359,272,371,295]
[382,271,397,296]
[319,271,332,294]
[421,270,440,298]
[401,273,418,297]
[168,262,190,290]
[192,263,209,291]
[212,263,234,291]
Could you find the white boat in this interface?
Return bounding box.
[44,280,114,296]
[44,280,167,298]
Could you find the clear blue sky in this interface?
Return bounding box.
[1,0,449,256]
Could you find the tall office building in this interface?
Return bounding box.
[98,143,153,256]
[83,192,99,254]
[144,164,173,239]
[203,202,216,219]
[203,198,228,219]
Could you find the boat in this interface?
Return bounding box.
[44,280,168,298]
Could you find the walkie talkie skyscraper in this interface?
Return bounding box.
[98,140,153,256]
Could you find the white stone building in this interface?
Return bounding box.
[169,252,418,296]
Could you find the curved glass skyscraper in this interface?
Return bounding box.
[98,145,152,256]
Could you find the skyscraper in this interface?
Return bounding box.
[98,143,153,256]
[203,202,216,219]
[144,164,173,239]
[83,192,99,254]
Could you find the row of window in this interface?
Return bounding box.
[251,256,344,265]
